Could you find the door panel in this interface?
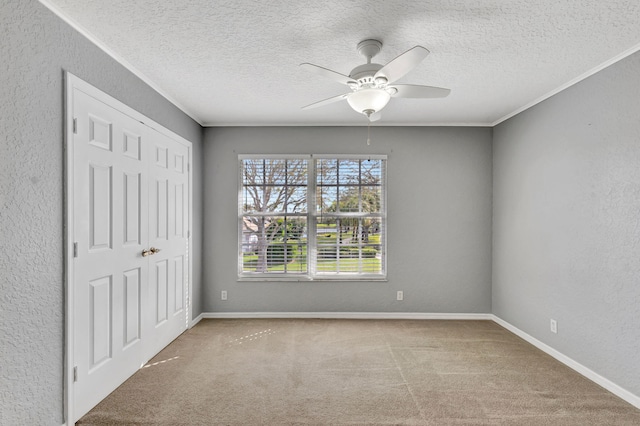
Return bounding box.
[123,172,141,245]
[88,114,112,151]
[154,259,168,325]
[89,275,112,370]
[174,183,185,238]
[156,145,168,168]
[88,163,112,250]
[155,178,168,240]
[123,131,141,160]
[123,268,141,347]
[174,255,184,313]
[174,154,184,174]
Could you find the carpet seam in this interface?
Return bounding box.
[385,341,428,423]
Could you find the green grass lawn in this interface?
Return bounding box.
[242,231,382,273]
[244,256,381,273]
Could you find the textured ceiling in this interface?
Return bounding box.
[42,0,640,126]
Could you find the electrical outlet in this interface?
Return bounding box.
[221,290,227,301]
[550,319,558,334]
[397,291,404,301]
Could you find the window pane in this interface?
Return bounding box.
[242,159,308,214]
[286,159,308,186]
[316,216,337,271]
[360,253,381,273]
[242,159,265,185]
[241,217,260,255]
[241,216,307,274]
[286,186,307,213]
[337,186,360,212]
[316,159,337,185]
[316,185,337,213]
[337,159,360,185]
[242,185,262,213]
[264,185,286,212]
[361,159,383,184]
[264,159,288,185]
[361,186,382,213]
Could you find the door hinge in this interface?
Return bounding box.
[73,242,78,258]
[73,366,78,382]
[73,118,77,134]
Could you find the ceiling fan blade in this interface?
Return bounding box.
[301,93,350,110]
[374,46,430,84]
[390,84,451,98]
[300,63,357,86]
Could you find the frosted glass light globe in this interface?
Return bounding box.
[347,88,391,115]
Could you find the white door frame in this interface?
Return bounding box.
[64,72,194,424]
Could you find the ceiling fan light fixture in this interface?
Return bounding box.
[347,88,391,115]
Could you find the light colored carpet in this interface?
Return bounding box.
[79,319,640,425]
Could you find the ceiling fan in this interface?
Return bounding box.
[300,39,451,121]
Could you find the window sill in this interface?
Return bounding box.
[238,276,388,283]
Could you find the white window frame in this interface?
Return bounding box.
[238,154,387,281]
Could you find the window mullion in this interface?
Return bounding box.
[359,222,363,275]
[358,160,363,213]
[358,160,363,274]
[308,158,316,277]
[336,218,341,274]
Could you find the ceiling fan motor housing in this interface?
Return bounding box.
[350,63,384,85]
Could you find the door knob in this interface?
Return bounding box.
[142,247,161,257]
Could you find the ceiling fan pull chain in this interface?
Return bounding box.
[367,121,371,146]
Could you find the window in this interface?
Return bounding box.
[239,155,386,280]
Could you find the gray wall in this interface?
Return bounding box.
[493,51,640,396]
[203,126,493,314]
[0,2,203,424]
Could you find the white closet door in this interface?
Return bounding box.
[146,129,189,359]
[71,86,189,422]
[72,89,150,419]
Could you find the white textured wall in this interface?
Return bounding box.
[203,126,493,314]
[0,2,203,424]
[493,51,640,396]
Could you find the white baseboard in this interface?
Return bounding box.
[190,312,205,328]
[491,315,640,409]
[199,311,493,320]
